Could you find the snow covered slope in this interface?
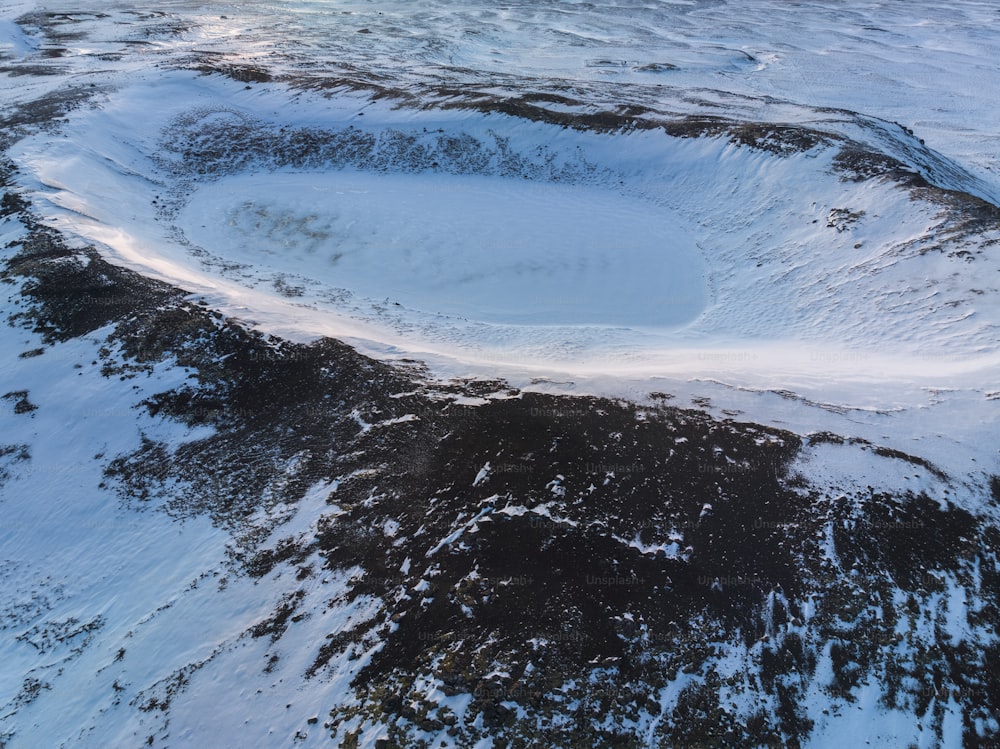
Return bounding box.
[1,1,999,747]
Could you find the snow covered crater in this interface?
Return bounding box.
[179,171,707,328]
[14,71,1000,386]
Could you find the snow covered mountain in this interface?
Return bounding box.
[1,1,998,747]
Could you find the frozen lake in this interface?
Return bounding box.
[179,171,707,327]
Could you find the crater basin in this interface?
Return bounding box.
[179,171,708,328]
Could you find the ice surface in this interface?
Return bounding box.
[179,171,708,327]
